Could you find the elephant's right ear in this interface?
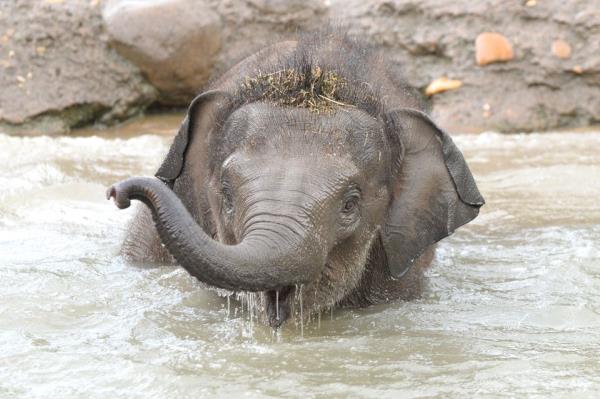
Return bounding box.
[156,90,231,187]
[382,108,485,279]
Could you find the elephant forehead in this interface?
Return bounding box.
[226,102,386,150]
[225,153,360,186]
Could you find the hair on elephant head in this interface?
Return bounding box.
[108,29,484,328]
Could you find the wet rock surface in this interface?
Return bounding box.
[1,0,599,134]
[0,0,156,135]
[332,0,600,132]
[103,0,222,105]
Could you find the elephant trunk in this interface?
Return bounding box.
[107,177,325,292]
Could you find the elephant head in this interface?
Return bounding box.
[108,68,483,328]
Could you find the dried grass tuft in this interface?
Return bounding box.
[241,67,352,113]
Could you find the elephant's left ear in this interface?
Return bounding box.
[156,90,230,187]
[382,108,485,278]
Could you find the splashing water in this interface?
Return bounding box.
[1,123,600,397]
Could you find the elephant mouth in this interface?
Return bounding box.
[265,286,295,328]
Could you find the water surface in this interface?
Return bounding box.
[1,119,599,398]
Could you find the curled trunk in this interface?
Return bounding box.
[107,177,324,292]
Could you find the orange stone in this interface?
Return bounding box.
[425,77,462,96]
[475,32,514,66]
[552,40,571,59]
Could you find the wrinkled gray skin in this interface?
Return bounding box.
[109,31,484,328]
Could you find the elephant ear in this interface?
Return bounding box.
[156,90,230,187]
[382,108,485,278]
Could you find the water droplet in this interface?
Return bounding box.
[276,289,280,321]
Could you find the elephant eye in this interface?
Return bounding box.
[341,188,361,214]
[343,198,357,213]
[221,182,234,214]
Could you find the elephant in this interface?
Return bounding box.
[107,30,484,328]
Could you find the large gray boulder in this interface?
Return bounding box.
[103,0,327,105]
[0,0,156,135]
[103,0,222,105]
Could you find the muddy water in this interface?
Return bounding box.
[1,117,599,398]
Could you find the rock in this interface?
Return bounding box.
[482,103,492,118]
[552,39,572,59]
[102,0,326,105]
[425,77,462,96]
[475,32,514,66]
[0,0,156,135]
[103,0,222,105]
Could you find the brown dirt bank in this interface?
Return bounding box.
[1,0,598,135]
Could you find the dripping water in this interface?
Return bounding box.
[227,294,231,318]
[299,285,304,337]
[275,289,279,321]
[317,309,321,329]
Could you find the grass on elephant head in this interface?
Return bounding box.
[241,67,353,113]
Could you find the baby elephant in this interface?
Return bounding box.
[108,30,484,328]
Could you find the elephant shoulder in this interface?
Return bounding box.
[339,238,435,307]
[121,206,175,264]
